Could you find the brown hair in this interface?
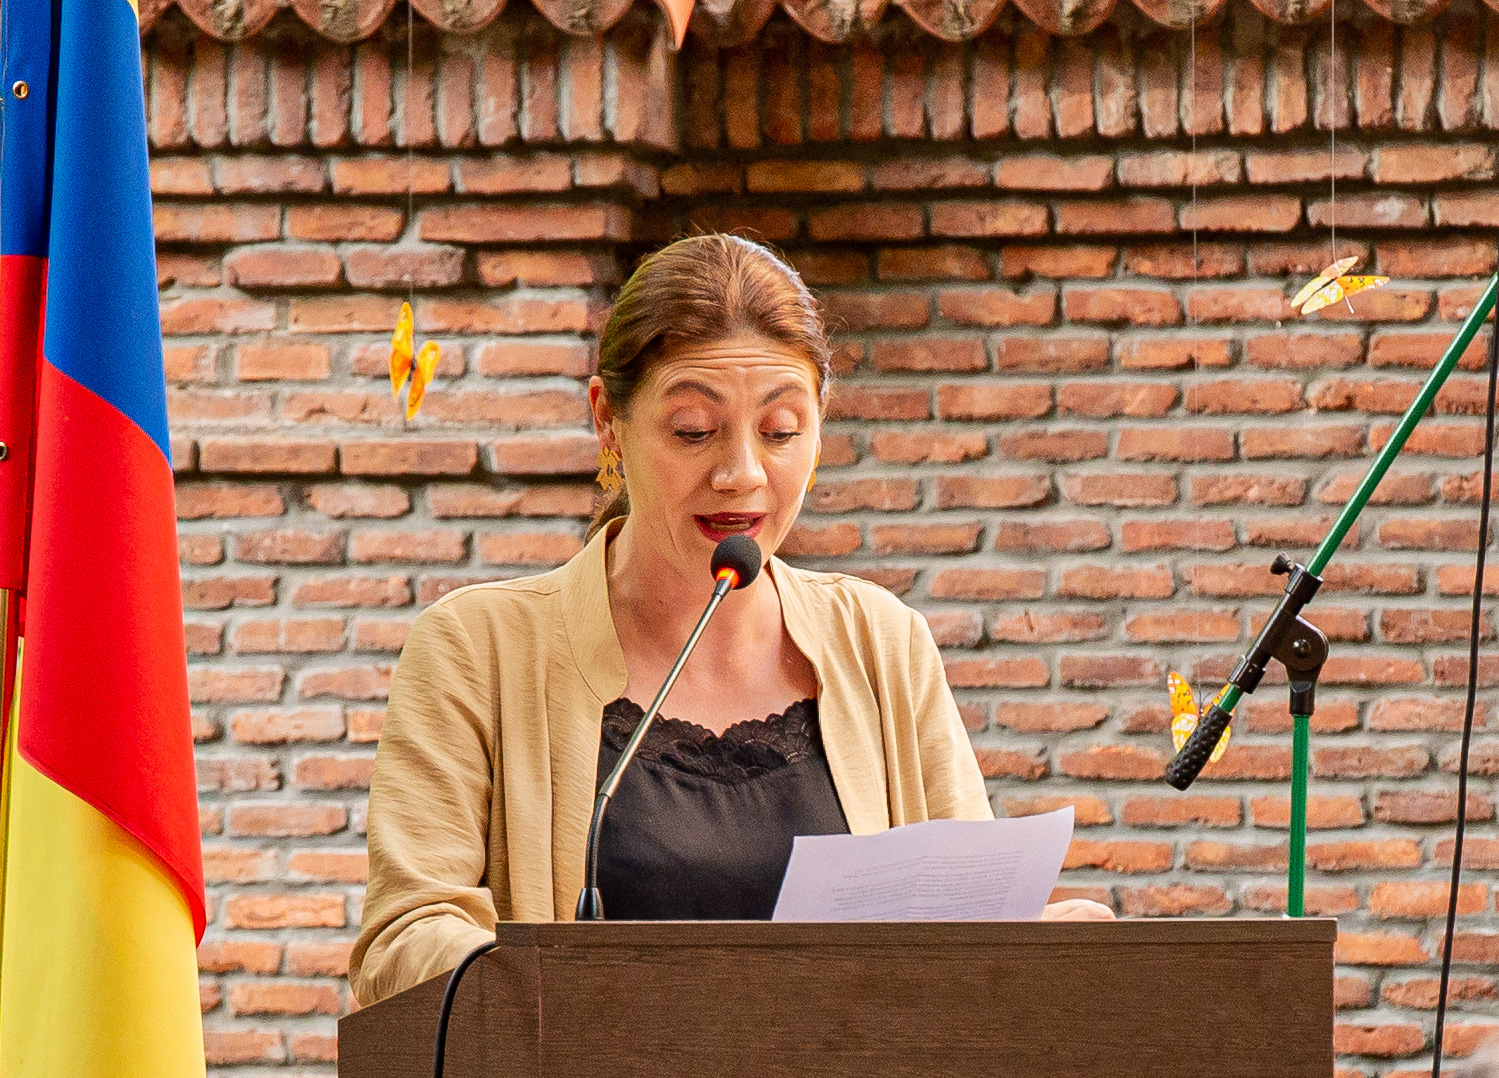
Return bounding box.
[586,234,832,540]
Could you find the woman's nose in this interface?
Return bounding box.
[710,432,768,492]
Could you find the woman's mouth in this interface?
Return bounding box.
[694,513,765,541]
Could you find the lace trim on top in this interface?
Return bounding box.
[600,697,823,784]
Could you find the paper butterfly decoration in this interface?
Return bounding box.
[389,301,440,420]
[1290,256,1389,317]
[1168,672,1232,764]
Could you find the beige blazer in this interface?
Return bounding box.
[349,520,993,1005]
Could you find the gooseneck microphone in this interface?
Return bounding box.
[575,534,763,921]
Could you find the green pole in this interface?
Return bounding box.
[1288,714,1310,917]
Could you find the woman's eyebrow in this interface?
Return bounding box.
[760,382,806,406]
[661,378,725,403]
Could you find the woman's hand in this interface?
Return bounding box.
[1041,898,1116,921]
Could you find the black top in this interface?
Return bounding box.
[595,696,851,920]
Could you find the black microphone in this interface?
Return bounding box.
[575,534,762,920]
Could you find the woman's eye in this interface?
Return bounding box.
[764,429,801,445]
[674,428,712,444]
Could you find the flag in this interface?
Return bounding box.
[0,0,207,1072]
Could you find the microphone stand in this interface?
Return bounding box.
[1166,273,1499,918]
[576,565,742,921]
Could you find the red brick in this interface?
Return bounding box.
[993,703,1108,732]
[806,479,919,513]
[1116,427,1235,463]
[972,748,1047,780]
[198,937,284,974]
[1307,839,1423,871]
[1191,475,1305,507]
[746,160,864,193]
[1183,840,1287,870]
[225,244,342,289]
[994,335,1109,373]
[228,804,347,840]
[992,520,1110,554]
[825,385,931,421]
[937,287,1054,327]
[286,203,405,241]
[1318,468,1432,506]
[1335,931,1430,965]
[1116,335,1233,369]
[936,383,1051,420]
[1122,243,1244,278]
[153,202,279,243]
[1057,382,1177,418]
[934,474,1050,509]
[871,338,986,373]
[1058,565,1173,600]
[1057,744,1169,781]
[1371,881,1487,919]
[1244,147,1368,183]
[1063,286,1181,326]
[293,754,376,791]
[1063,839,1173,872]
[340,440,477,476]
[1383,977,1497,1009]
[235,342,332,381]
[420,203,630,243]
[989,610,1107,643]
[993,153,1114,191]
[297,664,393,700]
[1308,192,1427,229]
[1002,245,1118,279]
[929,200,1048,238]
[1185,378,1303,414]
[189,666,284,704]
[1117,149,1241,187]
[204,1030,284,1065]
[869,157,989,190]
[1333,1025,1426,1058]
[996,428,1107,462]
[160,296,278,335]
[1179,195,1301,233]
[1125,609,1242,643]
[1122,796,1242,828]
[807,203,924,242]
[824,291,930,331]
[878,245,991,282]
[228,980,342,1017]
[869,431,987,464]
[476,532,586,566]
[176,482,285,520]
[869,522,982,556]
[1061,472,1177,507]
[1185,285,1294,323]
[331,156,450,194]
[942,657,1050,689]
[1004,794,1112,825]
[285,940,355,976]
[1121,885,1232,917]
[1242,426,1365,459]
[928,568,1046,601]
[475,250,618,288]
[1059,654,1163,688]
[1054,198,1176,235]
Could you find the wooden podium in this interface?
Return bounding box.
[339,919,1335,1078]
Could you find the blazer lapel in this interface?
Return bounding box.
[769,558,891,835]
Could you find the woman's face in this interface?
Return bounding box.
[591,336,822,575]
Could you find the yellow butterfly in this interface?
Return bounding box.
[389,301,440,419]
[1291,255,1389,316]
[1168,671,1231,764]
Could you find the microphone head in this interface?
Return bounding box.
[710,535,762,590]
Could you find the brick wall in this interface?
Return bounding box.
[153,2,1499,1071]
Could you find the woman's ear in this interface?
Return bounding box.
[588,376,617,447]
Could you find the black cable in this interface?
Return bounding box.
[1431,247,1499,1078]
[432,937,499,1078]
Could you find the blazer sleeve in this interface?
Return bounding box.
[906,608,994,821]
[349,601,500,1006]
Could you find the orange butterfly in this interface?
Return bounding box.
[389,301,440,419]
[1291,255,1389,316]
[1168,672,1231,764]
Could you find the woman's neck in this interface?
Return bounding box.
[605,516,784,685]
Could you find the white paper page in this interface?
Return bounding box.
[772,807,1074,922]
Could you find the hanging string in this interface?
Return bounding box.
[1328,0,1337,265]
[406,0,416,306]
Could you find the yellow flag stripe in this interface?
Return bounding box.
[0,675,204,1077]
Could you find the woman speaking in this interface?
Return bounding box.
[349,234,1109,1007]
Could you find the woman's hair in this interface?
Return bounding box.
[586,234,832,540]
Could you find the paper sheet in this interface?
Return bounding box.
[771,808,1074,922]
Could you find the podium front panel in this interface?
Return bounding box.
[339,919,1336,1078]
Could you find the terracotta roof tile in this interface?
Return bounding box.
[140,0,1478,43]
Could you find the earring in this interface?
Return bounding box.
[596,445,623,494]
[806,448,821,493]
